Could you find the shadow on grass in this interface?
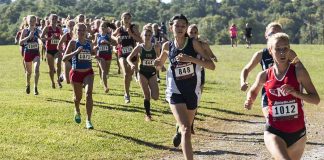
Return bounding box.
[194,150,256,156]
[199,106,263,118]
[197,127,263,136]
[197,112,263,124]
[307,142,324,146]
[96,129,181,152]
[45,98,166,115]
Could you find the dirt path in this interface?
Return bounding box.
[160,103,324,160]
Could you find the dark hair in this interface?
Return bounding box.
[169,14,188,25]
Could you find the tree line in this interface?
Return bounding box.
[0,0,323,45]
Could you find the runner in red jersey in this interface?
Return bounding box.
[244,33,320,160]
[41,14,63,89]
[58,20,75,84]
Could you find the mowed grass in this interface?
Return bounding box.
[0,44,323,159]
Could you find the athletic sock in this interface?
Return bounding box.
[144,99,151,116]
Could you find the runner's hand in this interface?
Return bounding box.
[244,97,253,110]
[176,53,191,62]
[281,84,297,97]
[241,82,249,91]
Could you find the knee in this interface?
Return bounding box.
[180,125,191,138]
[85,92,93,101]
[74,96,82,103]
[151,93,159,101]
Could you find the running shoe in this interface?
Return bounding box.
[57,80,62,88]
[157,78,161,83]
[34,87,39,95]
[51,83,56,89]
[173,125,181,147]
[58,74,64,82]
[26,85,30,94]
[124,95,130,104]
[74,113,81,124]
[86,120,94,129]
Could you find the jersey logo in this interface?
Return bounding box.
[269,87,288,97]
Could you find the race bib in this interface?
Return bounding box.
[51,39,59,45]
[78,51,91,60]
[272,102,298,118]
[122,46,133,54]
[142,59,154,66]
[99,45,109,52]
[175,63,194,79]
[27,42,38,50]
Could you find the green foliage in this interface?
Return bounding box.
[0,0,324,44]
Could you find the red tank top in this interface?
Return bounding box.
[63,33,72,51]
[264,64,305,133]
[46,26,61,51]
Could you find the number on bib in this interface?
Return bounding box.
[27,43,38,50]
[122,46,133,54]
[99,45,109,52]
[78,52,91,60]
[175,64,194,79]
[51,39,59,45]
[142,59,154,66]
[272,102,298,118]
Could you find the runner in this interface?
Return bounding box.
[127,28,160,121]
[114,20,121,74]
[39,19,46,61]
[187,24,218,134]
[154,14,215,160]
[19,15,42,95]
[244,32,320,160]
[94,21,118,93]
[15,17,27,72]
[62,23,97,129]
[57,20,75,84]
[240,22,301,118]
[41,14,63,89]
[229,24,238,47]
[112,12,142,103]
[245,23,252,48]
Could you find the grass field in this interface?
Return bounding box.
[0,44,323,159]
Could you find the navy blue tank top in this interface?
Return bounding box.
[24,29,40,54]
[72,40,92,69]
[97,34,112,55]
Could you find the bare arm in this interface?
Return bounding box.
[19,29,29,45]
[154,41,169,70]
[128,25,143,43]
[190,39,215,70]
[281,67,320,105]
[57,33,67,53]
[202,41,217,62]
[240,50,263,91]
[127,45,141,70]
[63,40,81,62]
[245,71,267,110]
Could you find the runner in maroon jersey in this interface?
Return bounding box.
[244,33,320,160]
[41,14,63,89]
[58,20,75,84]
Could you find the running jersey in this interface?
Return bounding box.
[166,37,201,95]
[97,34,112,55]
[264,64,304,133]
[229,26,237,37]
[63,32,72,51]
[261,48,274,95]
[46,26,61,51]
[23,28,40,54]
[117,25,135,56]
[139,43,156,73]
[72,40,92,69]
